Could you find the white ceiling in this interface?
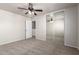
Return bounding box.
[0,3,77,17]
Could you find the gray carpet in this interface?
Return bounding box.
[0,38,79,55]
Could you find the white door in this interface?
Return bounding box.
[26,18,32,39]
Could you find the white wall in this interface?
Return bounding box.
[26,18,32,39]
[0,9,26,45]
[77,4,79,49]
[64,6,78,48]
[34,15,46,41]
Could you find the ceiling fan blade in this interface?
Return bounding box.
[35,9,43,12]
[34,12,37,15]
[18,7,28,10]
[25,12,28,15]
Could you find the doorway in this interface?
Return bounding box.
[46,11,64,46]
[32,21,36,38]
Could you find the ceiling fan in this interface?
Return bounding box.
[18,3,43,16]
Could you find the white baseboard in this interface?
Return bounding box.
[64,43,77,48]
[0,39,25,45]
